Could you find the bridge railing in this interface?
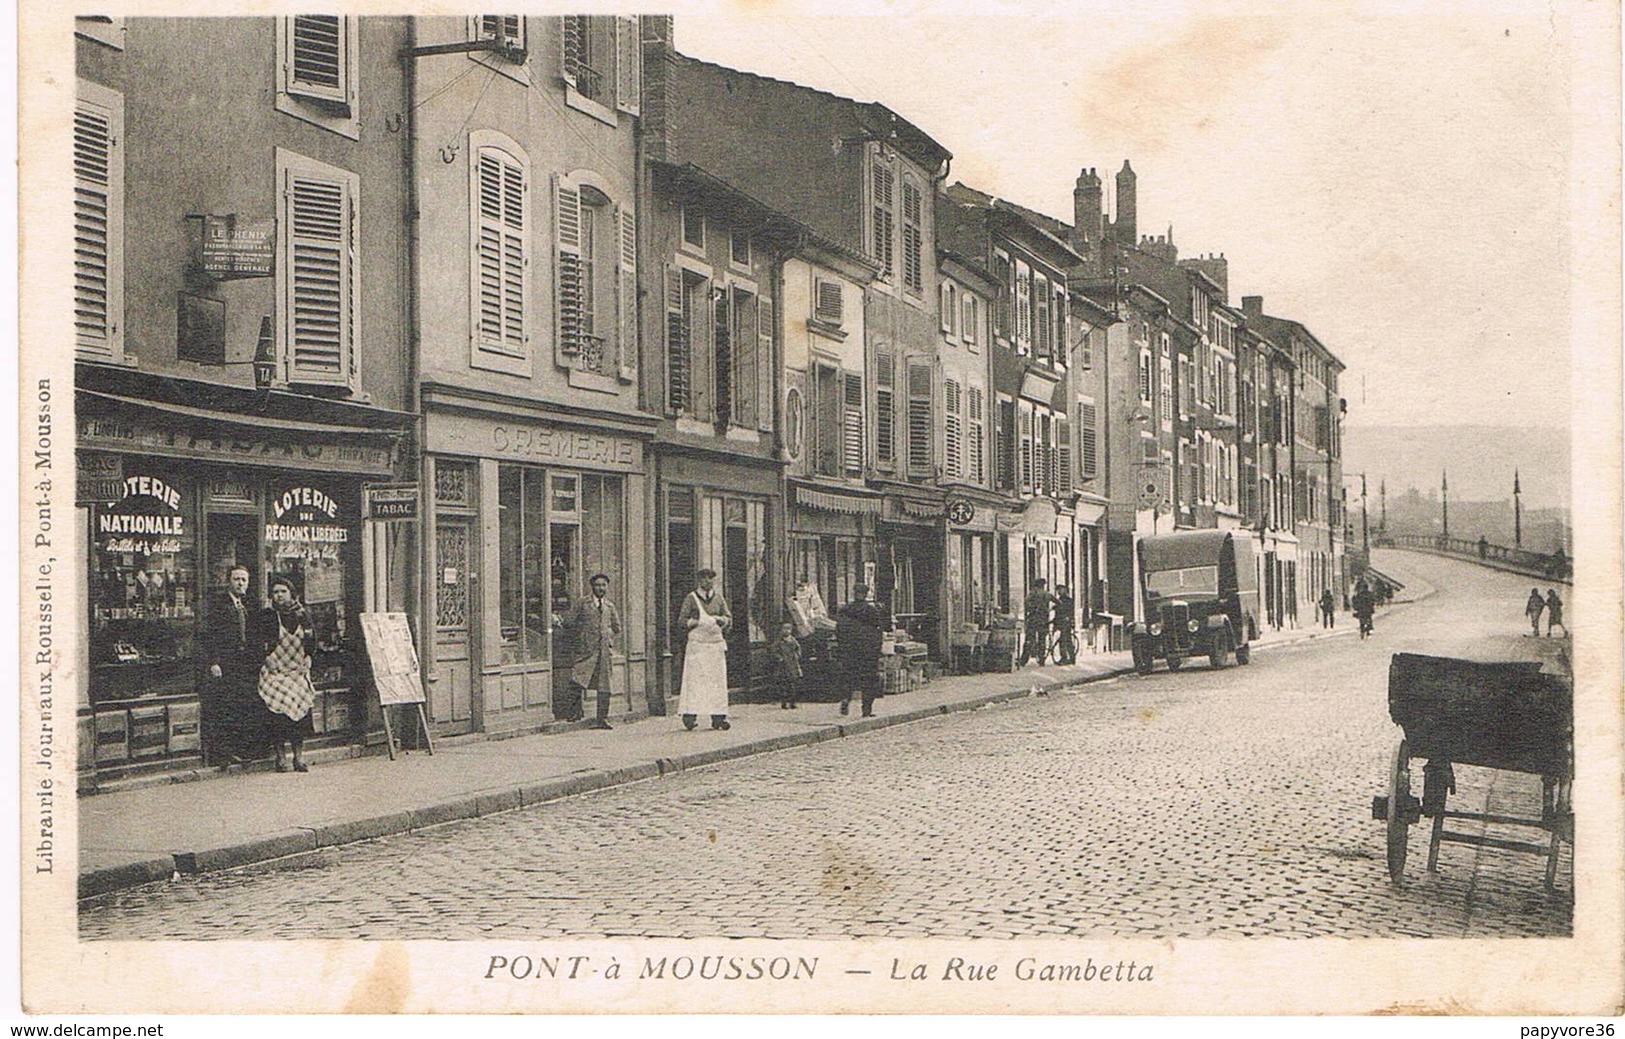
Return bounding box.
[1374,532,1570,580]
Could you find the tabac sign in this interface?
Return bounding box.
[79,414,395,476]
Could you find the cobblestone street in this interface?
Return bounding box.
[80,552,1572,941]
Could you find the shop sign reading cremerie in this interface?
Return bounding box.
[425,412,643,474]
[78,415,395,476]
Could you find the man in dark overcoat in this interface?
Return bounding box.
[835,583,889,718]
[203,565,261,764]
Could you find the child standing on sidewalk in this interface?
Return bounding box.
[769,621,803,710]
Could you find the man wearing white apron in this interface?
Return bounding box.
[677,568,732,731]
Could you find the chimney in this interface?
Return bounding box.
[639,16,675,162]
[1115,160,1137,246]
[1242,295,1263,320]
[1072,167,1102,258]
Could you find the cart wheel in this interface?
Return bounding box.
[1386,738,1413,882]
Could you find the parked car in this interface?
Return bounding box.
[1129,530,1260,674]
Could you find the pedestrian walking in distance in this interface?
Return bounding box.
[1525,588,1546,637]
[769,621,803,710]
[1319,589,1336,629]
[1351,580,1375,640]
[1545,588,1567,637]
[677,568,732,731]
[1051,584,1077,665]
[255,574,317,773]
[1018,578,1055,666]
[204,564,261,765]
[566,573,623,730]
[835,583,889,718]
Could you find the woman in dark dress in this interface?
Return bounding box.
[255,574,318,772]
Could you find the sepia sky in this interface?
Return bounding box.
[677,4,1574,432]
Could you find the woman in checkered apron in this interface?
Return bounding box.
[255,574,318,772]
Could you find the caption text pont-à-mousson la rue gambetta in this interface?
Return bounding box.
[482,953,1154,984]
[31,378,60,877]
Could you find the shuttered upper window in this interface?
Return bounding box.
[277,17,358,139]
[943,378,963,479]
[554,173,636,387]
[561,16,640,120]
[277,149,359,389]
[967,385,986,485]
[874,346,895,467]
[75,82,124,361]
[901,179,923,294]
[473,15,526,56]
[470,139,529,369]
[813,278,844,327]
[869,153,895,279]
[906,360,933,478]
[1079,401,1099,479]
[842,372,865,476]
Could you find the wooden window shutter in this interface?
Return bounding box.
[74,95,122,359]
[614,15,640,115]
[691,276,713,421]
[756,295,774,432]
[906,360,933,477]
[815,365,841,476]
[1079,402,1098,478]
[1033,272,1050,358]
[996,398,1016,490]
[287,16,348,104]
[560,15,584,87]
[284,164,357,387]
[962,295,977,346]
[814,278,843,325]
[1055,286,1068,362]
[939,281,952,333]
[474,149,528,357]
[993,252,1012,339]
[1037,410,1052,495]
[1015,261,1031,351]
[1019,404,1033,491]
[943,378,962,479]
[842,371,865,475]
[713,292,732,428]
[870,155,894,277]
[901,180,923,293]
[1057,416,1072,496]
[616,203,637,382]
[875,345,895,465]
[732,290,757,428]
[968,386,986,485]
[664,264,689,414]
[553,175,583,360]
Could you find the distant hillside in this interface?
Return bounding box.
[1342,425,1570,510]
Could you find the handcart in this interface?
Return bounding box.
[1371,653,1573,889]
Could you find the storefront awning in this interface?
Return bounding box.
[796,487,882,516]
[78,390,400,477]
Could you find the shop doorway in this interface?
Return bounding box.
[722,521,750,688]
[549,522,579,719]
[431,518,475,733]
[202,511,258,765]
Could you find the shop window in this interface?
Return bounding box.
[90,473,197,696]
[75,81,124,362]
[498,466,550,664]
[263,480,354,661]
[276,16,359,139]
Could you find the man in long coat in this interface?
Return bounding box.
[202,565,260,764]
[835,583,889,718]
[567,573,622,730]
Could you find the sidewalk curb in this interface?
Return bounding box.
[78,631,1361,901]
